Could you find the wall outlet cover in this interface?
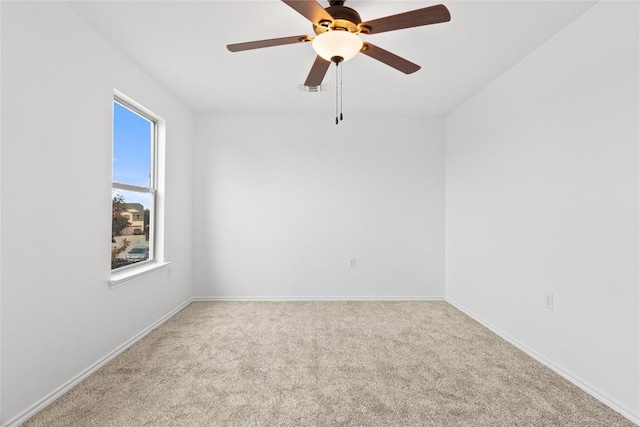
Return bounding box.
[545,292,553,310]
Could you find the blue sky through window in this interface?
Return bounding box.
[113,101,152,187]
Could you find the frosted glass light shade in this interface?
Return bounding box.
[312,31,363,62]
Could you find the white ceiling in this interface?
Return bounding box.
[68,0,596,116]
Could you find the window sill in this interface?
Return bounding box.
[109,262,170,289]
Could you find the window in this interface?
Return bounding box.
[111,96,158,271]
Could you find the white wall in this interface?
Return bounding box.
[194,114,445,299]
[1,2,195,424]
[445,0,639,419]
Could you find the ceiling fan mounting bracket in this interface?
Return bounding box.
[358,24,372,34]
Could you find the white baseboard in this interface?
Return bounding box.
[446,298,640,426]
[193,296,446,301]
[3,298,192,427]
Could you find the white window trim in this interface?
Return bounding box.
[110,90,166,287]
[109,261,170,289]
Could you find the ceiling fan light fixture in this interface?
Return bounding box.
[312,30,363,63]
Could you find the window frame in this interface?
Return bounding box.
[111,94,160,277]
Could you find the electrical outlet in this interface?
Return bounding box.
[349,258,356,268]
[545,292,553,310]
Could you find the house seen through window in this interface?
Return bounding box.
[111,97,157,270]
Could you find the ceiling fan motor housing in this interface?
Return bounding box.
[315,5,364,35]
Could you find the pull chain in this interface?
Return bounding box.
[335,62,339,125]
[340,62,343,122]
[332,56,345,125]
[334,62,344,125]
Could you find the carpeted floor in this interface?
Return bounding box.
[23,301,634,426]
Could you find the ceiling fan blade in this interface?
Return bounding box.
[282,0,334,26]
[227,35,312,52]
[360,43,421,74]
[304,56,332,86]
[359,4,450,35]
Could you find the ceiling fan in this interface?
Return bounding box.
[227,0,451,87]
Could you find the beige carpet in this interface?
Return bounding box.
[23,301,633,426]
